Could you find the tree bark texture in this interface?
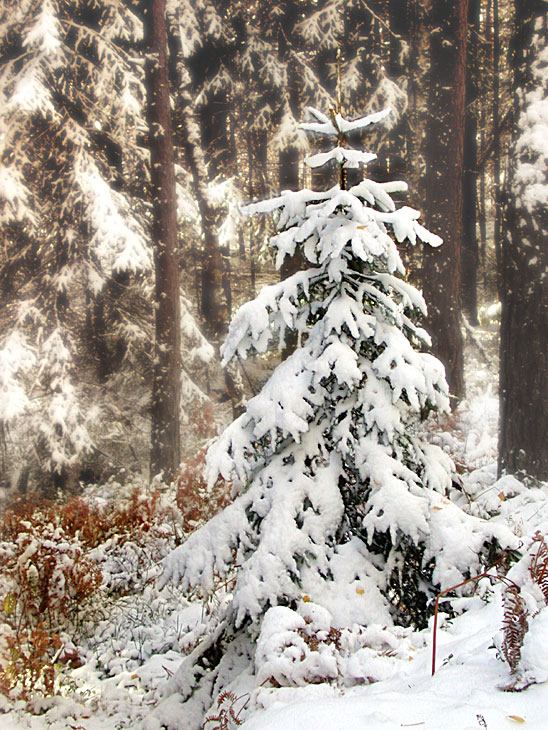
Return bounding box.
[461,0,480,326]
[493,0,502,296]
[421,0,468,402]
[144,0,182,481]
[499,1,548,480]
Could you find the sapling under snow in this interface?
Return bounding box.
[158,108,512,724]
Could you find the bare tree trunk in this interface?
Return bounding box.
[388,0,412,182]
[279,149,299,191]
[247,129,268,293]
[499,1,548,480]
[144,0,181,482]
[178,102,228,340]
[461,0,480,325]
[91,271,129,382]
[479,100,487,281]
[176,86,244,417]
[493,0,502,297]
[421,0,467,402]
[246,130,256,292]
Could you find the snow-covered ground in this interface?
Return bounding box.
[240,599,547,730]
[2,335,548,730]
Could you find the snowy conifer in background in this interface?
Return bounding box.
[157,107,513,726]
[0,0,146,489]
[0,0,213,490]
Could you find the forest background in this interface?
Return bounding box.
[0,0,546,493]
[1,0,548,725]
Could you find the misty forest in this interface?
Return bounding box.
[1,1,548,729]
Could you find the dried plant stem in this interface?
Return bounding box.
[431,557,517,676]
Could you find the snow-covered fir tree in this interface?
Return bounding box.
[0,0,213,491]
[155,107,512,729]
[0,0,146,490]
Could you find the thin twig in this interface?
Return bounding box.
[236,354,256,396]
[432,556,517,676]
[357,0,402,40]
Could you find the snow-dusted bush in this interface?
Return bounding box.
[155,108,514,727]
[174,448,231,533]
[255,599,417,689]
[0,497,103,700]
[0,484,187,703]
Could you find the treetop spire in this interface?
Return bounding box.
[300,106,392,188]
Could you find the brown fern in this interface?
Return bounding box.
[500,534,548,687]
[202,691,249,730]
[529,532,548,603]
[501,586,529,674]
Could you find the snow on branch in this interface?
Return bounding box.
[75,153,151,276]
[0,332,36,422]
[306,147,377,169]
[301,106,391,136]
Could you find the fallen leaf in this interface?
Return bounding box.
[3,593,16,615]
[507,716,525,724]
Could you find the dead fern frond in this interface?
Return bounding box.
[501,586,528,674]
[202,690,249,730]
[529,532,548,603]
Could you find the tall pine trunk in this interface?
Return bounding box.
[421,0,467,402]
[493,0,502,297]
[174,84,244,416]
[461,0,480,326]
[144,0,181,481]
[499,1,548,480]
[178,102,228,340]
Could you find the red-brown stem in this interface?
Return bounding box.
[431,557,518,676]
[537,558,548,588]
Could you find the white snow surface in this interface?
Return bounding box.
[3,343,548,730]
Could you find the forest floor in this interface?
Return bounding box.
[2,318,548,730]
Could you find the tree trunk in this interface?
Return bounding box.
[279,149,299,191]
[498,1,548,480]
[178,101,228,340]
[176,87,244,417]
[461,0,480,325]
[493,0,502,297]
[199,91,233,179]
[421,0,467,402]
[144,0,181,482]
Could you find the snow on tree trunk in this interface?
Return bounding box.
[499,3,548,480]
[155,106,515,728]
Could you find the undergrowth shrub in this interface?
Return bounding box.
[175,449,231,532]
[202,690,248,730]
[0,486,183,701]
[0,497,102,699]
[60,488,180,549]
[254,600,416,689]
[181,401,217,456]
